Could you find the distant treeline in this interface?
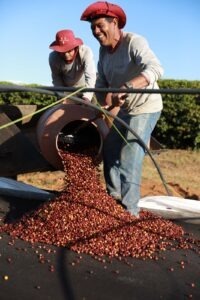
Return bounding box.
[0,80,200,150]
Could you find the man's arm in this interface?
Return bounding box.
[129,34,164,86]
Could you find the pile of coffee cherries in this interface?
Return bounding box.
[2,149,199,259]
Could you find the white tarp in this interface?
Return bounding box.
[0,177,54,201]
[139,195,200,224]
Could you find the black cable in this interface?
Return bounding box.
[0,84,200,95]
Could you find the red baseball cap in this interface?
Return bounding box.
[49,30,83,53]
[80,1,126,29]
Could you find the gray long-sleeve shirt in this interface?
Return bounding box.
[49,45,96,100]
[96,32,164,114]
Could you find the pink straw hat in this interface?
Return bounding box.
[49,30,83,52]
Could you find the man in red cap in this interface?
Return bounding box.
[49,29,96,101]
[81,2,164,217]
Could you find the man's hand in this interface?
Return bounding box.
[111,93,128,107]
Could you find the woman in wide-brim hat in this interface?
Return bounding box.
[49,29,96,101]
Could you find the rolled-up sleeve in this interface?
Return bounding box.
[49,52,64,86]
[82,46,97,101]
[130,35,164,84]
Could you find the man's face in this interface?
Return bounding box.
[90,17,117,47]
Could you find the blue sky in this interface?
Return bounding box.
[1,0,200,85]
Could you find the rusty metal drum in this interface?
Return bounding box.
[36,103,109,170]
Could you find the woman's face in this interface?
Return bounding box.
[60,48,77,63]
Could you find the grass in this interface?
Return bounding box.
[142,149,200,199]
